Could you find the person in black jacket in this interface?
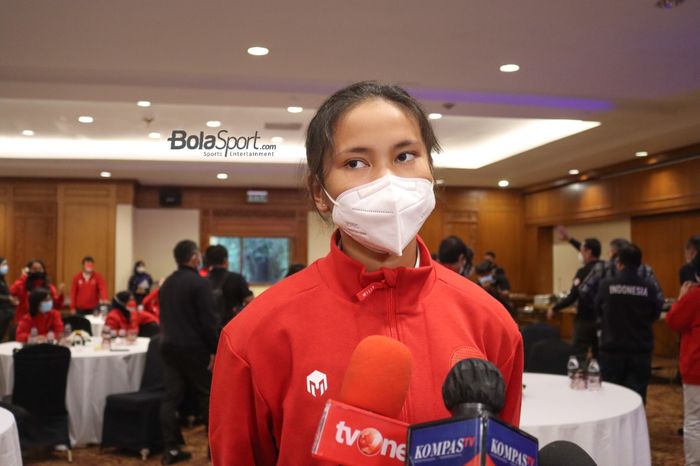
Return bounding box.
[128,260,154,305]
[437,235,474,278]
[0,256,19,341]
[548,238,603,363]
[595,244,663,403]
[204,245,253,327]
[680,235,700,285]
[158,240,219,465]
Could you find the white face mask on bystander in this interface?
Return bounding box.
[323,173,435,256]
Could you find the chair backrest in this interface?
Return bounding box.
[12,344,71,417]
[140,334,164,391]
[521,323,560,370]
[138,321,160,338]
[62,315,92,335]
[526,338,573,376]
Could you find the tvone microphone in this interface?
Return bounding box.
[311,335,412,465]
[406,358,539,466]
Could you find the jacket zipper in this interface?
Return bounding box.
[389,288,412,423]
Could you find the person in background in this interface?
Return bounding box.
[437,235,474,278]
[666,252,700,466]
[284,263,306,278]
[484,251,511,295]
[475,260,513,316]
[159,240,219,464]
[70,256,108,315]
[128,260,153,305]
[0,257,19,341]
[680,235,700,285]
[10,259,64,324]
[548,238,603,362]
[141,277,165,319]
[105,290,158,334]
[205,245,254,327]
[15,287,64,343]
[595,244,663,403]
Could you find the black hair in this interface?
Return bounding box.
[205,245,228,267]
[583,238,602,258]
[285,263,306,278]
[28,287,51,317]
[475,260,495,276]
[617,244,642,270]
[692,251,700,277]
[173,240,198,266]
[687,235,700,252]
[485,251,496,259]
[305,81,440,212]
[82,256,94,264]
[112,290,133,322]
[132,260,146,275]
[438,236,473,265]
[609,238,630,255]
[26,259,47,272]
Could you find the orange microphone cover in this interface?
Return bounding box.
[338,335,413,419]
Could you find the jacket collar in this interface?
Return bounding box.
[316,229,436,308]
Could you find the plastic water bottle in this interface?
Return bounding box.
[47,330,55,344]
[28,326,38,344]
[587,359,602,391]
[102,325,112,350]
[567,355,579,388]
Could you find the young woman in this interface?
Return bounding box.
[105,290,158,334]
[209,82,523,466]
[15,287,64,343]
[128,261,153,305]
[9,259,64,324]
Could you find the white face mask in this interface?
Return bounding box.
[577,252,584,264]
[323,174,435,256]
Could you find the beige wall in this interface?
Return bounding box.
[552,219,631,294]
[114,204,134,293]
[132,208,200,285]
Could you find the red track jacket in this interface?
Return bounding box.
[210,232,523,466]
[16,310,64,343]
[9,275,64,323]
[70,271,107,312]
[666,286,700,385]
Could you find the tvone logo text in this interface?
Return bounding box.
[335,421,405,461]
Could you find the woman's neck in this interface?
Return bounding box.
[338,230,418,272]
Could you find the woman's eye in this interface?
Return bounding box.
[346,159,368,169]
[396,152,417,163]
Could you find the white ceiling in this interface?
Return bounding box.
[1,0,699,188]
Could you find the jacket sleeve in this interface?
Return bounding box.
[51,311,64,336]
[644,266,665,307]
[553,279,579,312]
[579,262,604,309]
[196,279,220,354]
[210,332,278,466]
[9,278,24,297]
[594,278,608,319]
[569,238,582,252]
[498,332,524,427]
[70,274,78,311]
[51,285,64,310]
[15,317,31,342]
[666,287,700,332]
[105,311,119,331]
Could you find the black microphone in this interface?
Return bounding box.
[406,358,538,465]
[538,440,597,466]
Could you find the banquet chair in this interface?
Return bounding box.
[62,315,92,335]
[526,338,574,375]
[6,344,72,461]
[101,334,181,459]
[521,323,560,371]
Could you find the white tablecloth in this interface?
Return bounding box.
[520,373,651,466]
[0,338,149,446]
[0,407,22,466]
[85,314,105,337]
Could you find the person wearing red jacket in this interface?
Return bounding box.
[141,278,164,318]
[666,255,700,466]
[209,82,524,466]
[70,256,108,315]
[9,259,64,324]
[16,287,64,343]
[105,291,159,334]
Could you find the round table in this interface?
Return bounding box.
[0,407,22,466]
[85,314,105,337]
[520,372,651,466]
[0,338,149,446]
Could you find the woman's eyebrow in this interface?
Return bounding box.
[336,139,420,156]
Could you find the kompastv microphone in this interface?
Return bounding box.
[311,335,412,465]
[406,358,539,466]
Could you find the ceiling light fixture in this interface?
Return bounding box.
[247,46,269,56]
[100,171,111,178]
[137,101,151,107]
[216,173,229,180]
[148,132,161,139]
[287,106,303,114]
[569,169,580,175]
[499,64,520,73]
[635,151,649,157]
[498,180,510,188]
[207,120,221,128]
[428,113,442,120]
[21,130,34,136]
[78,116,94,124]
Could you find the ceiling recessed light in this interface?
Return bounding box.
[635,151,649,157]
[137,101,151,108]
[100,171,112,178]
[569,169,580,175]
[148,132,161,139]
[498,180,510,188]
[435,179,446,186]
[216,173,229,180]
[78,116,94,124]
[207,120,221,128]
[21,130,34,136]
[499,64,520,73]
[271,136,284,144]
[428,113,442,120]
[247,46,269,56]
[287,106,303,114]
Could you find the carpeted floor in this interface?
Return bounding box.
[22,382,686,465]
